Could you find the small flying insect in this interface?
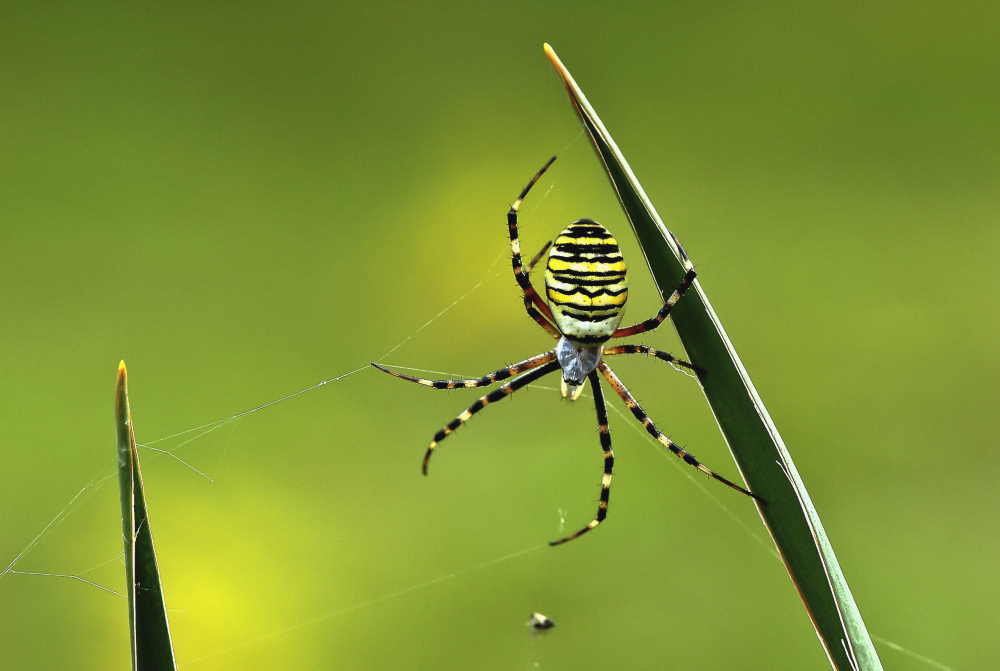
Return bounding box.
[374,157,761,545]
[527,612,556,638]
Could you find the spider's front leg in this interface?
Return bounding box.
[549,370,614,546]
[372,351,556,390]
[598,361,763,503]
[419,360,561,474]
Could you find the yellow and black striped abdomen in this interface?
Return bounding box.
[544,219,628,344]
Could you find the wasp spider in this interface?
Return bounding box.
[374,157,761,545]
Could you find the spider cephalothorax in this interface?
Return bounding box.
[374,157,761,545]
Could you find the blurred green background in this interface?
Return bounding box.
[2,2,997,669]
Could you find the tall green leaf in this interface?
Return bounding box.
[115,361,177,671]
[544,44,882,671]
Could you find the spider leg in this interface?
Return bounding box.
[524,240,553,274]
[612,234,696,338]
[371,351,556,389]
[422,360,561,475]
[509,157,561,340]
[550,370,613,546]
[598,362,763,502]
[601,344,701,374]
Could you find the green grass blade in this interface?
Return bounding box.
[115,361,177,671]
[544,44,883,671]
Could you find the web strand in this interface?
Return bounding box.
[182,544,543,666]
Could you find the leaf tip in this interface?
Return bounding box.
[116,360,128,402]
[543,43,561,68]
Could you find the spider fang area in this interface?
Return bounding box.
[555,336,601,400]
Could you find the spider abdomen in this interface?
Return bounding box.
[544,219,628,344]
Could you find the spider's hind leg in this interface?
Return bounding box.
[525,240,553,276]
[508,158,561,340]
[601,344,701,375]
[612,232,697,339]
